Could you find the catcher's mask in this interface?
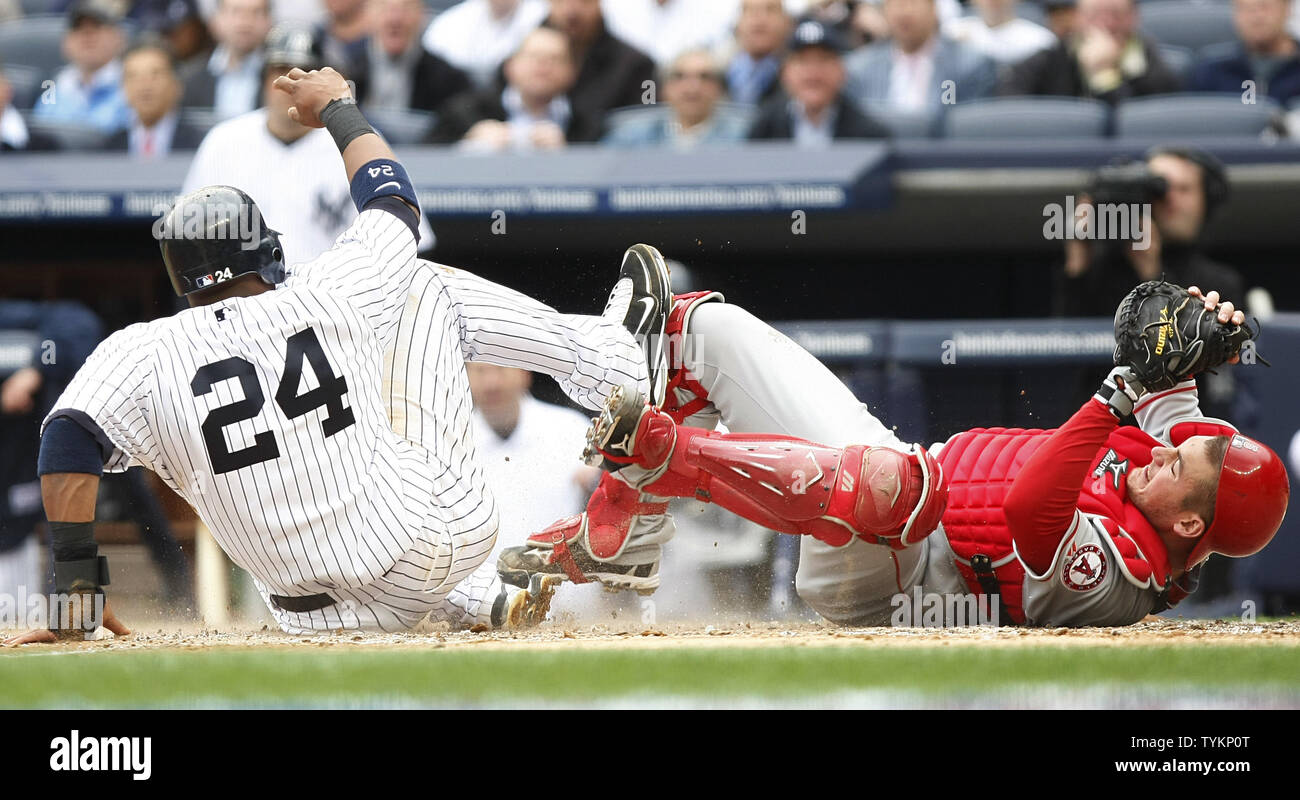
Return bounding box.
[1189,433,1289,566]
[156,186,286,296]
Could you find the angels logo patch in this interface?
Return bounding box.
[1063,544,1108,591]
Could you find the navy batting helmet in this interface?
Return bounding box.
[263,25,322,72]
[157,186,286,296]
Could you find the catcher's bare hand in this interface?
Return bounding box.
[1,598,130,646]
[1187,286,1245,326]
[1187,286,1246,363]
[272,67,353,128]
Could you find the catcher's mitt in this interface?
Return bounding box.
[1112,280,1257,392]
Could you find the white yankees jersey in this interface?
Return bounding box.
[46,210,438,597]
[45,207,648,631]
[182,109,434,266]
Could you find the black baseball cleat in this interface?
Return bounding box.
[603,244,672,407]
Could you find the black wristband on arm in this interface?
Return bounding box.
[320,97,375,152]
[50,521,97,562]
[50,521,110,602]
[48,521,109,635]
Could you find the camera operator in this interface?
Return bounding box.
[1056,146,1256,319]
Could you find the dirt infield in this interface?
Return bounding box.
[11,617,1299,653]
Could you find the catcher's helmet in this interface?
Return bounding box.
[157,186,286,296]
[1190,433,1289,565]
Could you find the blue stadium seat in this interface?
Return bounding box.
[603,102,756,141]
[1139,0,1235,52]
[1114,93,1281,137]
[2,63,42,108]
[19,113,110,150]
[863,104,937,138]
[603,104,667,135]
[0,15,67,80]
[943,96,1110,139]
[365,107,438,145]
[1157,43,1195,86]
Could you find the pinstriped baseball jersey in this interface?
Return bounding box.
[44,210,434,595]
[43,207,650,629]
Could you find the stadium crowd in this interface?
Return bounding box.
[1,0,1298,153]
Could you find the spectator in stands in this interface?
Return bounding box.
[1,70,59,151]
[1000,0,1180,102]
[273,0,327,29]
[428,26,603,149]
[1042,0,1079,41]
[723,0,792,106]
[750,18,890,144]
[945,0,1057,65]
[602,0,742,67]
[844,0,998,119]
[604,48,750,147]
[804,0,884,50]
[350,0,470,115]
[1057,147,1248,318]
[1191,0,1300,106]
[315,0,375,70]
[185,25,434,263]
[422,0,548,88]
[136,0,216,81]
[544,0,655,117]
[182,0,271,119]
[32,0,132,134]
[104,38,205,157]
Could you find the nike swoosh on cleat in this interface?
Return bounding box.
[634,296,655,335]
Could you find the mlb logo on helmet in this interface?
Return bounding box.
[196,274,216,289]
[1231,434,1259,453]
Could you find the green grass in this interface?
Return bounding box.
[1,644,1297,707]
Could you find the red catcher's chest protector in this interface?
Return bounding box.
[936,425,1164,624]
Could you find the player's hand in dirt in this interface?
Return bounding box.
[273,67,353,128]
[1,598,130,646]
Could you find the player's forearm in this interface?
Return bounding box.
[321,102,421,232]
[41,472,99,522]
[340,131,396,184]
[38,418,113,636]
[1004,399,1117,573]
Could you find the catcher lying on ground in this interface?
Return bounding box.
[502,280,1289,627]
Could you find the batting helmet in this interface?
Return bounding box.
[263,25,322,72]
[157,186,286,296]
[1189,433,1289,565]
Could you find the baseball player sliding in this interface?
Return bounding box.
[4,67,675,643]
[504,282,1289,627]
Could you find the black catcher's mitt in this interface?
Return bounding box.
[1113,280,1257,392]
